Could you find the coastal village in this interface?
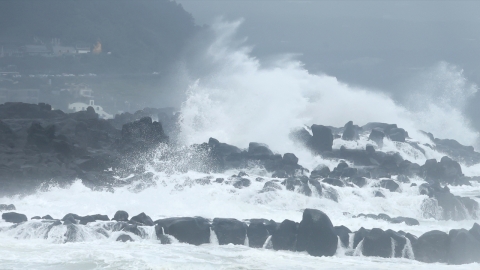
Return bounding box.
[0,37,152,118]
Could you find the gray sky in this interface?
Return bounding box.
[177,0,480,87]
[177,0,480,129]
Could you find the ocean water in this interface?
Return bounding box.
[1,20,480,269]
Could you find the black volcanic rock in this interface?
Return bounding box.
[414,230,450,263]
[310,124,333,152]
[296,209,337,257]
[130,212,154,226]
[2,212,27,223]
[271,219,297,251]
[116,234,134,242]
[212,218,247,245]
[448,229,480,264]
[155,217,210,246]
[342,121,359,141]
[379,179,400,192]
[334,225,351,247]
[247,220,270,248]
[369,128,385,147]
[362,228,392,258]
[112,211,129,222]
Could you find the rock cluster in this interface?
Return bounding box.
[2,208,480,265]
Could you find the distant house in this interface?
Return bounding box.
[76,44,91,54]
[68,100,113,119]
[52,45,76,56]
[62,83,94,98]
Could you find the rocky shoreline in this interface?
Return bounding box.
[1,208,480,265]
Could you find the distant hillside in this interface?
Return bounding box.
[0,0,198,73]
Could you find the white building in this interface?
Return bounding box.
[68,100,113,119]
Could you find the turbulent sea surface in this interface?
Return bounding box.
[1,21,480,269]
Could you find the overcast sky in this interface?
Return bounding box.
[177,0,480,92]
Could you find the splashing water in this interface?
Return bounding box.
[179,20,479,159]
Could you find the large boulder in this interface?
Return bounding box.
[353,227,370,249]
[2,212,27,223]
[342,121,359,141]
[212,218,247,245]
[362,228,392,258]
[296,209,338,257]
[334,225,352,247]
[414,230,450,263]
[155,217,210,246]
[248,142,274,158]
[421,156,464,185]
[130,212,154,226]
[310,125,333,152]
[247,220,270,248]
[112,210,129,222]
[379,179,400,192]
[368,128,385,147]
[448,229,480,264]
[118,117,168,153]
[271,219,297,251]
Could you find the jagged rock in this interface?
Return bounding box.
[342,121,359,141]
[272,170,288,178]
[130,212,154,226]
[310,124,333,152]
[369,128,385,147]
[414,230,449,263]
[31,216,41,220]
[248,142,273,157]
[112,211,129,222]
[2,212,28,223]
[155,217,210,246]
[118,117,168,153]
[308,178,323,195]
[347,176,367,187]
[322,178,345,187]
[282,153,298,165]
[379,179,400,192]
[271,219,297,251]
[421,156,464,185]
[397,175,410,183]
[42,215,54,220]
[260,181,282,193]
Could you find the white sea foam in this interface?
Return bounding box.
[1,19,480,269]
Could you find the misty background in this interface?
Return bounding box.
[177,0,480,131]
[1,0,480,139]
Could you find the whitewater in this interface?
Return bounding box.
[1,20,480,269]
